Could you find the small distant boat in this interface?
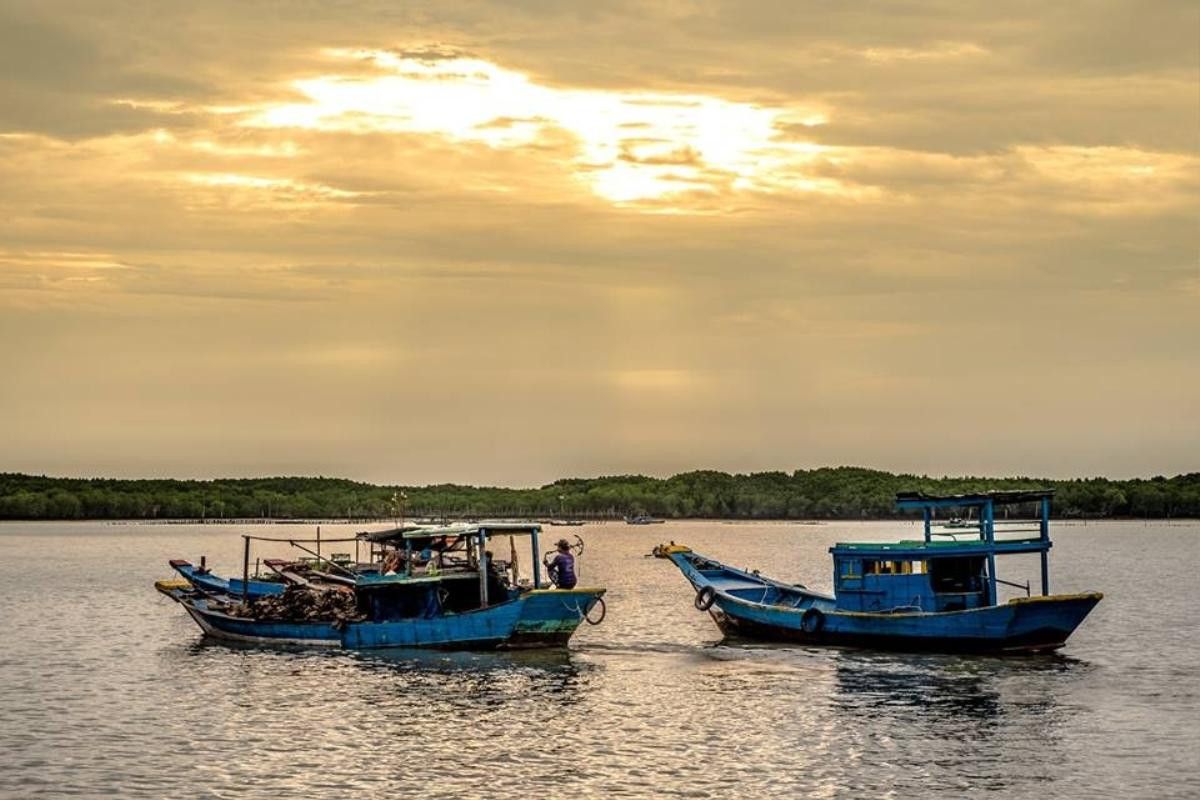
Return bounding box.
[158,523,606,649]
[943,516,974,529]
[656,490,1101,654]
[547,519,585,526]
[625,515,665,525]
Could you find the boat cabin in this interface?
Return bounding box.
[830,490,1056,614]
[355,522,550,621]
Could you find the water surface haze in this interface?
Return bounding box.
[1,520,1197,798]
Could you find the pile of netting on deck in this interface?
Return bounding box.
[226,585,363,625]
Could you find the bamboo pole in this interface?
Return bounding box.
[477,530,488,608]
[241,535,250,606]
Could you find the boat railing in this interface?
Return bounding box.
[993,521,1044,533]
[994,576,1031,597]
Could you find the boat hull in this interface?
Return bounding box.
[710,593,1102,654]
[159,585,604,650]
[664,550,1101,654]
[183,599,343,646]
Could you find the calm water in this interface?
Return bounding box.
[1,520,1197,799]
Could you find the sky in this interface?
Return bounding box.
[0,1,1197,486]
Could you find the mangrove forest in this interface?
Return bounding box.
[0,468,1197,521]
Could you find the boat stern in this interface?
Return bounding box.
[504,588,607,648]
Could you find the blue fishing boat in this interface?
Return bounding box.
[657,490,1102,653]
[157,523,606,649]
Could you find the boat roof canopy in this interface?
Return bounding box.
[831,537,1050,557]
[357,524,425,543]
[360,522,542,543]
[894,489,1054,510]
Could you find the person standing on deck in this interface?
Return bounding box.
[544,539,577,589]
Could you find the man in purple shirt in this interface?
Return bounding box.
[545,539,577,589]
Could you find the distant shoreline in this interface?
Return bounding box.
[2,468,1196,522]
[0,516,1193,525]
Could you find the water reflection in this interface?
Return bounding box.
[827,648,1089,793]
[351,646,577,676]
[171,638,589,708]
[833,652,1008,723]
[832,650,1085,712]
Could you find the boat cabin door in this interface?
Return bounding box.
[928,556,987,611]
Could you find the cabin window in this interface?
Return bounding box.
[839,559,861,579]
[863,560,914,575]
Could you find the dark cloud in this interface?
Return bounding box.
[0,5,212,138]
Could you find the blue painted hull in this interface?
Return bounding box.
[160,586,604,650]
[667,551,1101,654]
[170,561,286,600]
[710,593,1101,653]
[179,595,343,646]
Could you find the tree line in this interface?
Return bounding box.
[0,468,1196,521]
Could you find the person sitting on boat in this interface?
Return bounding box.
[544,539,577,589]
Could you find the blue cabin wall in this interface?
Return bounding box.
[835,557,931,611]
[836,572,932,612]
[834,555,990,613]
[863,574,932,611]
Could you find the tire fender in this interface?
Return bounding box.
[694,585,717,611]
[801,607,825,634]
[585,597,606,625]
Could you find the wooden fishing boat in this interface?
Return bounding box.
[157,523,606,649]
[656,490,1102,654]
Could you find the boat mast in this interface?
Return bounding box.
[241,534,251,606]
[982,498,997,606]
[478,529,489,607]
[531,526,542,588]
[1040,496,1051,595]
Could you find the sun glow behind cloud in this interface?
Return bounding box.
[244,48,833,205]
[1,3,1198,484]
